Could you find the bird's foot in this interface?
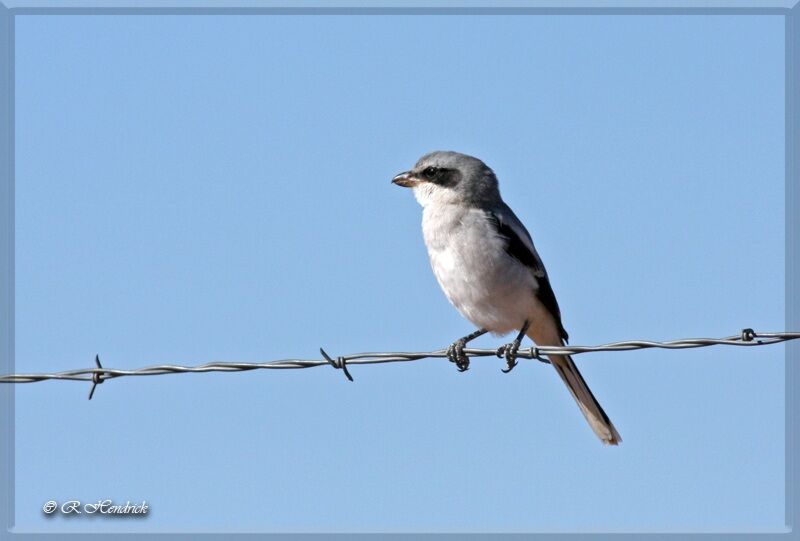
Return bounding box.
[446,339,470,372]
[497,340,522,373]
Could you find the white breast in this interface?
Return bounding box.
[421,205,539,335]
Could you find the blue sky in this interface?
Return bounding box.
[11,13,786,533]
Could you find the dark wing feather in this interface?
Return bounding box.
[487,210,569,342]
[533,273,569,342]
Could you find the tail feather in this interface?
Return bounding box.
[549,354,621,445]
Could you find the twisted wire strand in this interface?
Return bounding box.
[0,329,797,399]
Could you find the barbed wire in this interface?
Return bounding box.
[0,328,797,400]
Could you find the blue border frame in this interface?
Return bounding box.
[0,2,12,539]
[787,3,799,537]
[1,1,796,538]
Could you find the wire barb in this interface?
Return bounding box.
[528,346,548,364]
[319,348,354,382]
[87,354,104,400]
[0,328,797,394]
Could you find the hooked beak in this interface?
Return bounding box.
[391,171,420,188]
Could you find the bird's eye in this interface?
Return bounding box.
[422,166,439,179]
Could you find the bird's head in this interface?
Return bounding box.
[392,151,501,208]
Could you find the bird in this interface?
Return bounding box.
[392,151,621,445]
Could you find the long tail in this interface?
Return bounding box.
[549,353,622,445]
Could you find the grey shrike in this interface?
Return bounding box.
[392,151,621,445]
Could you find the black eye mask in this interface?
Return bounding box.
[420,166,460,187]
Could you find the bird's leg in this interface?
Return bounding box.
[499,320,531,373]
[446,328,488,372]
